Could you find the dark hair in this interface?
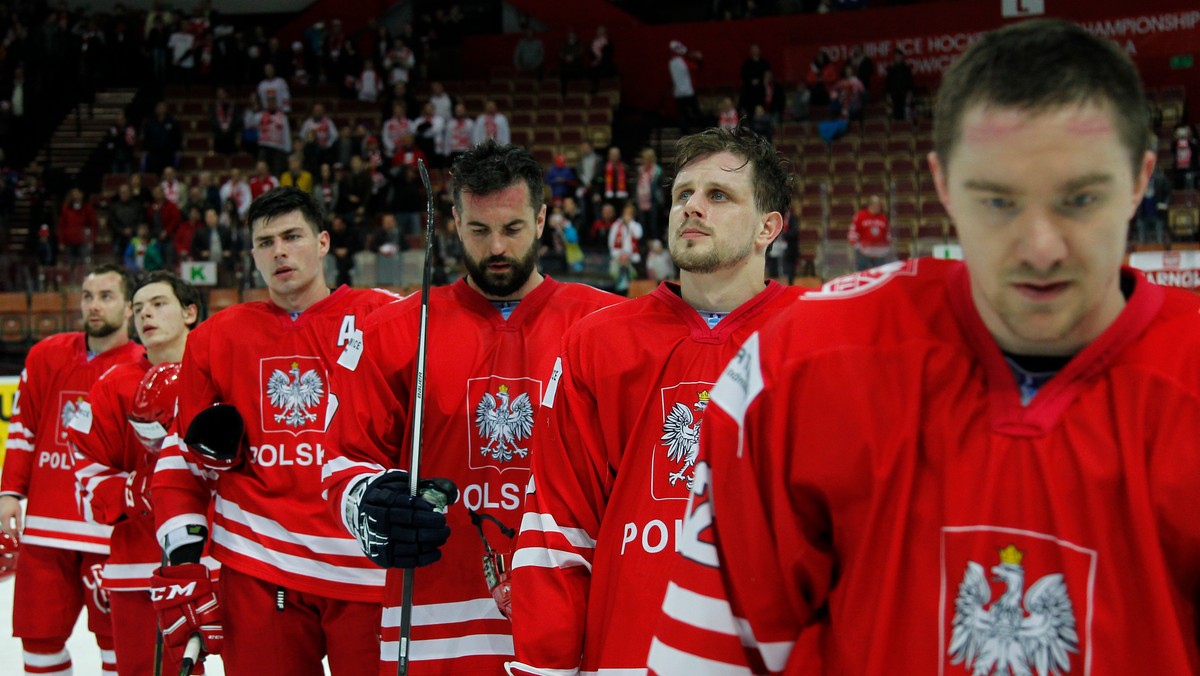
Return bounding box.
[450,140,544,215]
[133,271,202,328]
[246,186,326,235]
[673,126,794,215]
[87,263,134,302]
[934,18,1149,174]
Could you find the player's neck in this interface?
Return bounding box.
[468,269,545,302]
[87,331,129,355]
[680,261,767,313]
[145,337,186,365]
[270,281,332,315]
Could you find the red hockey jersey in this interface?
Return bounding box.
[510,281,804,672]
[69,359,155,589]
[1,333,144,553]
[323,277,620,674]
[650,259,1200,675]
[70,359,217,591]
[152,286,397,602]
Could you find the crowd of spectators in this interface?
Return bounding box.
[13,0,897,294]
[10,0,501,290]
[16,0,686,293]
[4,1,1193,294]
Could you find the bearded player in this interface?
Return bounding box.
[1,264,142,675]
[651,19,1200,674]
[322,141,622,673]
[70,271,203,675]
[506,127,804,674]
[149,187,397,674]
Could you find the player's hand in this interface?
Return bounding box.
[150,563,224,659]
[123,468,153,518]
[82,562,111,613]
[0,495,23,539]
[184,404,245,472]
[0,531,17,581]
[346,471,456,569]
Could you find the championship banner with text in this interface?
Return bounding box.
[0,376,20,467]
[784,9,1199,85]
[1127,250,1200,291]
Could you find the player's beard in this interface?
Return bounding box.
[463,238,539,298]
[84,315,125,339]
[670,222,755,274]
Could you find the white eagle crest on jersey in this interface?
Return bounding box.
[475,384,534,462]
[60,397,82,439]
[266,361,325,428]
[660,390,709,490]
[948,545,1079,676]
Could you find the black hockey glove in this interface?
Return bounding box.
[346,471,457,569]
[184,404,245,472]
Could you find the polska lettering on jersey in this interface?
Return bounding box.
[461,481,523,512]
[621,518,684,555]
[38,450,74,469]
[249,442,326,467]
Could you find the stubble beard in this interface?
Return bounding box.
[85,317,124,339]
[670,227,755,274]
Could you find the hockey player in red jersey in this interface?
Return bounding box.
[322,140,621,674]
[149,186,398,674]
[650,19,1200,675]
[506,127,804,675]
[70,271,202,676]
[0,264,141,675]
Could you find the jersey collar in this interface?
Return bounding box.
[651,279,789,343]
[947,264,1164,436]
[264,285,348,328]
[450,276,559,330]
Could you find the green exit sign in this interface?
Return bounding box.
[1171,54,1193,69]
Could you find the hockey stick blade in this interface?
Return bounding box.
[398,158,437,676]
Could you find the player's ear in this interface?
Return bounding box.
[1128,150,1156,217]
[757,210,783,251]
[317,229,330,256]
[928,151,952,218]
[535,204,547,239]
[182,303,199,327]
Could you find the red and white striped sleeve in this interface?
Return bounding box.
[321,318,408,533]
[70,367,138,525]
[509,351,608,671]
[0,365,39,500]
[648,333,831,675]
[151,326,219,543]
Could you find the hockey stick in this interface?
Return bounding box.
[178,634,202,676]
[397,158,437,676]
[153,550,167,676]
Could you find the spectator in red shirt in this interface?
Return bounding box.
[146,184,183,268]
[389,131,427,170]
[57,187,98,266]
[831,63,865,121]
[589,202,617,249]
[175,205,203,261]
[849,194,893,270]
[248,160,280,199]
